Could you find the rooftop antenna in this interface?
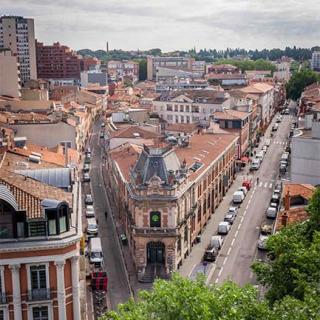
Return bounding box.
[106,41,109,54]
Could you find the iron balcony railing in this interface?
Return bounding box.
[28,288,51,301]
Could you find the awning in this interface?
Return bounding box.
[241,156,250,163]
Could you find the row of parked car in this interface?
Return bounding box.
[203,181,252,262]
[257,181,282,250]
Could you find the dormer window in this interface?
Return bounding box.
[46,204,69,236]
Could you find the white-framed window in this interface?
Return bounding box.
[27,263,50,300]
[31,305,51,320]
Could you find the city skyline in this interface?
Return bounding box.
[2,0,320,51]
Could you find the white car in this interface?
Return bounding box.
[266,207,277,219]
[265,139,271,147]
[262,146,267,153]
[218,222,231,235]
[87,218,98,236]
[258,234,269,250]
[228,206,238,216]
[86,205,95,217]
[238,186,247,196]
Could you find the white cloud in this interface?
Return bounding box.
[1,0,319,51]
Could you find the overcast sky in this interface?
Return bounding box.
[2,0,320,51]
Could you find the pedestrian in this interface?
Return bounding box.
[257,177,260,185]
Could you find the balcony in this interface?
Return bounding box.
[28,288,51,301]
[0,292,7,304]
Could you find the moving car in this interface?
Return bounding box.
[85,194,93,205]
[85,205,95,218]
[87,218,98,236]
[218,221,231,235]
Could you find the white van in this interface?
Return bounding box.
[87,218,98,236]
[233,191,245,204]
[89,237,103,266]
[218,222,231,235]
[266,207,277,219]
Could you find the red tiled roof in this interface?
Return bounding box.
[110,126,161,139]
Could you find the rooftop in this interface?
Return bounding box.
[213,109,250,121]
[110,125,161,139]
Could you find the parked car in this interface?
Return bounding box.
[100,131,105,139]
[274,182,282,194]
[210,235,224,250]
[203,246,218,262]
[271,193,280,204]
[258,234,269,250]
[238,186,248,196]
[101,122,106,128]
[218,222,231,235]
[260,223,273,235]
[83,164,90,172]
[262,145,267,153]
[272,123,279,131]
[83,172,90,182]
[84,156,91,164]
[85,205,95,217]
[85,194,93,205]
[87,218,98,236]
[266,207,277,219]
[228,206,238,216]
[284,108,290,115]
[250,158,261,171]
[224,211,236,224]
[233,191,245,204]
[256,151,265,161]
[265,139,271,147]
[242,180,252,191]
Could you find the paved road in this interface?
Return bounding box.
[211,114,293,285]
[88,121,131,310]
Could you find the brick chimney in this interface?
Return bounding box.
[281,211,288,227]
[284,190,290,211]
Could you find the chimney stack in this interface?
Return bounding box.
[284,189,290,211]
[281,211,288,227]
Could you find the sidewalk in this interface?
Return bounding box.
[179,123,275,282]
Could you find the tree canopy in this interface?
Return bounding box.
[100,188,320,320]
[214,59,276,73]
[286,70,320,100]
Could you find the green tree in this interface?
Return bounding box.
[252,187,320,303]
[135,59,147,81]
[286,70,320,100]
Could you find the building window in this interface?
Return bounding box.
[0,310,4,320]
[185,105,190,112]
[166,104,172,111]
[179,105,184,112]
[150,211,161,228]
[30,265,47,291]
[32,306,49,320]
[29,221,46,237]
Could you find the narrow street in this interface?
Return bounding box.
[88,120,131,309]
[212,113,293,285]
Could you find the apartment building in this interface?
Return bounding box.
[311,51,320,72]
[152,90,230,125]
[206,64,239,75]
[213,110,250,158]
[0,160,82,320]
[107,60,139,83]
[240,83,274,128]
[36,41,80,82]
[147,56,195,80]
[0,16,37,83]
[0,49,20,98]
[79,56,100,72]
[105,132,237,281]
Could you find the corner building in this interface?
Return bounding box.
[0,169,82,320]
[107,132,237,281]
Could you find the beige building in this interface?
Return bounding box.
[0,49,20,98]
[0,16,37,83]
[106,132,237,281]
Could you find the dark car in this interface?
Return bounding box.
[203,246,218,262]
